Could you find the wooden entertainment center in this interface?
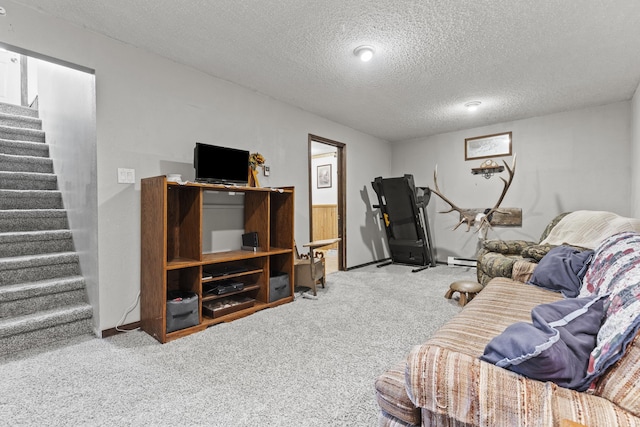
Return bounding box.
[140,175,294,343]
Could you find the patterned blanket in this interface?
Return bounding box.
[579,231,640,389]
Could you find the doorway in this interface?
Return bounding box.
[308,134,346,273]
[0,42,99,332]
[0,48,23,105]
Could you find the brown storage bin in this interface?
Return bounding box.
[202,297,255,318]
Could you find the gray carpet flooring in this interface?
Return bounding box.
[0,264,476,426]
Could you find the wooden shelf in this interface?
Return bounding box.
[201,250,270,263]
[202,270,262,284]
[168,180,294,194]
[166,257,202,270]
[268,247,293,255]
[140,175,295,343]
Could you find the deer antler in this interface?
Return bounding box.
[431,154,517,232]
[477,154,517,230]
[431,165,477,231]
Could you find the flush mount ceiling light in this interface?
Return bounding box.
[0,6,6,16]
[464,101,482,112]
[354,45,375,62]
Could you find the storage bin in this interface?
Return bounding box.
[202,297,255,318]
[166,290,199,333]
[269,272,291,302]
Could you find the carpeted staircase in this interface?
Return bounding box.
[0,101,93,355]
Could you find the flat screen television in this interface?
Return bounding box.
[194,143,249,185]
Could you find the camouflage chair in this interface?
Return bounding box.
[476,212,571,286]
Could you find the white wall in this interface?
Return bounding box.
[392,102,632,261]
[36,59,99,332]
[2,1,392,331]
[632,83,640,217]
[311,154,338,205]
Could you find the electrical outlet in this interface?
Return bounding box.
[117,168,135,184]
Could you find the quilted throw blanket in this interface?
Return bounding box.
[579,231,640,388]
[540,210,640,249]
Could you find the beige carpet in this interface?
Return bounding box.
[0,264,476,426]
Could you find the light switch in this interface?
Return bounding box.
[263,166,270,176]
[117,168,135,184]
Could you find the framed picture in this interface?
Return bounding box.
[317,164,332,188]
[464,131,512,161]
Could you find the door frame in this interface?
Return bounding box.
[308,134,346,270]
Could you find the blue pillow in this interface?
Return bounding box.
[480,295,606,391]
[528,246,594,297]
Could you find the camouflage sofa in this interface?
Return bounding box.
[476,212,570,286]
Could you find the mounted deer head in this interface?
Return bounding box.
[431,154,517,232]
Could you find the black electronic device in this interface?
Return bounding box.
[242,231,259,251]
[194,142,250,185]
[203,280,245,296]
[203,265,249,277]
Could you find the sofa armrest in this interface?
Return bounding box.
[512,259,538,283]
[521,243,556,261]
[482,239,538,255]
[405,344,554,426]
[405,344,640,426]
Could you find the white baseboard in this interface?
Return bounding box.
[447,256,477,267]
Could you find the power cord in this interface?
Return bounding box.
[115,291,141,333]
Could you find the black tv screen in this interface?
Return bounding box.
[194,143,249,185]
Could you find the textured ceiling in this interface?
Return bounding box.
[9,0,640,142]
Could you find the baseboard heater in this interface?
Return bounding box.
[447,256,477,267]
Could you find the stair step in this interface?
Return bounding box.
[0,171,57,190]
[0,252,80,286]
[0,112,42,130]
[0,276,86,303]
[0,189,62,209]
[0,303,92,338]
[1,280,86,322]
[0,230,74,257]
[0,139,49,157]
[0,303,93,355]
[0,209,68,232]
[0,103,95,355]
[0,276,86,318]
[0,102,39,118]
[0,125,45,143]
[0,153,53,174]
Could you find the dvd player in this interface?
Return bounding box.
[203,280,244,296]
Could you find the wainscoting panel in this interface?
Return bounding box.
[312,204,338,249]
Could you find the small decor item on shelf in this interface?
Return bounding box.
[471,159,505,179]
[248,152,265,187]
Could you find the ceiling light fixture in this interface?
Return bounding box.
[354,45,375,62]
[464,101,481,112]
[0,7,6,16]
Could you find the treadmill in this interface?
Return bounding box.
[371,174,436,272]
